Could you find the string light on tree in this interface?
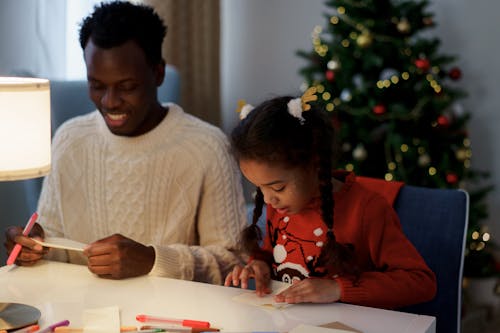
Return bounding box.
[396,17,411,34]
[356,31,373,48]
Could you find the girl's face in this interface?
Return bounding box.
[240,159,320,215]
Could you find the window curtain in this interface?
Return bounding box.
[142,0,221,126]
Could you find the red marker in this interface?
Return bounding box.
[136,315,210,329]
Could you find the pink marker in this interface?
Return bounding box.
[136,315,210,328]
[6,212,39,265]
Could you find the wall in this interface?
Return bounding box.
[221,0,500,241]
[0,0,66,78]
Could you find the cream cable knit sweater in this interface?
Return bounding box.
[37,103,247,284]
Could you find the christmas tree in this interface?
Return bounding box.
[297,0,497,277]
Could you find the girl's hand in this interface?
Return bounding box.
[224,260,272,296]
[274,278,341,304]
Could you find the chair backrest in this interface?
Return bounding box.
[395,184,469,333]
[246,181,469,333]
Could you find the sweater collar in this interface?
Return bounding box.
[96,103,182,150]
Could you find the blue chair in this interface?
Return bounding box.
[395,185,469,333]
[246,182,469,333]
[22,65,181,213]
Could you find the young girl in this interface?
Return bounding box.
[224,89,437,309]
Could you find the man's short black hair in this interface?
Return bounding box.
[79,1,167,65]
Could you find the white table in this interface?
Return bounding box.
[0,261,435,333]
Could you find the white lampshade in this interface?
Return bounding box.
[0,77,51,181]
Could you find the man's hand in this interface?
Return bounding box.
[4,223,47,266]
[83,234,155,279]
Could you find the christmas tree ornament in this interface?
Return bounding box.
[342,142,352,152]
[327,59,340,70]
[352,144,367,161]
[396,18,411,34]
[437,115,450,127]
[422,16,434,26]
[418,153,431,167]
[379,68,399,81]
[373,104,387,115]
[446,172,458,184]
[451,102,466,117]
[326,69,335,82]
[356,31,373,48]
[415,58,431,71]
[352,74,364,89]
[449,67,462,80]
[340,89,352,102]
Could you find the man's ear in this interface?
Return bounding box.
[155,59,166,87]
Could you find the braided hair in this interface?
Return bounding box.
[231,96,359,278]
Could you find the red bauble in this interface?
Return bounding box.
[446,172,458,184]
[437,115,450,127]
[449,67,462,80]
[326,70,335,82]
[415,58,431,71]
[373,104,386,115]
[423,17,434,26]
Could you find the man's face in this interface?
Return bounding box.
[83,39,164,136]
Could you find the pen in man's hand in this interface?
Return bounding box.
[6,212,39,265]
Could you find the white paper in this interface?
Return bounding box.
[290,323,356,333]
[232,283,292,309]
[32,237,87,252]
[82,306,121,333]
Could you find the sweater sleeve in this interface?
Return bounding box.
[336,194,437,309]
[148,130,248,284]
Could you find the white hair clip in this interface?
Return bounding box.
[287,87,318,124]
[236,87,318,123]
[236,99,254,120]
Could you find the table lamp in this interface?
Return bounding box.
[0,77,51,181]
[0,76,50,330]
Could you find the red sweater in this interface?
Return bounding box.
[261,171,437,309]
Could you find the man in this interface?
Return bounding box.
[4,1,247,283]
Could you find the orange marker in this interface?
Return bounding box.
[11,324,40,333]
